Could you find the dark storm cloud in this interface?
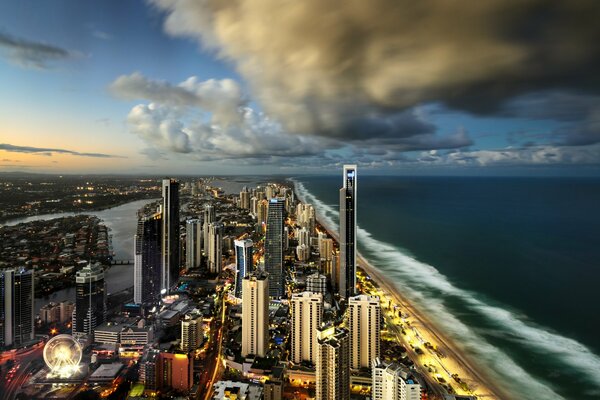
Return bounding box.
[0,144,123,158]
[151,0,600,138]
[0,31,77,69]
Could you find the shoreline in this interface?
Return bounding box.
[319,220,509,399]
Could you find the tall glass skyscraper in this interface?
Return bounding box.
[339,165,357,299]
[265,198,285,298]
[134,211,162,305]
[73,263,106,337]
[234,239,253,298]
[162,178,180,292]
[0,268,34,347]
[203,204,216,255]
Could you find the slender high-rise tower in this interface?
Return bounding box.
[339,165,357,299]
[162,178,180,292]
[0,268,34,347]
[265,198,285,298]
[208,222,224,274]
[234,239,254,298]
[185,219,202,271]
[203,204,216,254]
[73,263,106,337]
[134,211,162,305]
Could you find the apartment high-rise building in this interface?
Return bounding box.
[291,291,323,365]
[348,295,381,369]
[208,222,224,274]
[73,263,106,337]
[162,178,180,292]
[306,273,327,295]
[372,358,422,400]
[257,199,269,233]
[0,268,34,347]
[134,211,162,305]
[265,198,285,298]
[181,315,203,352]
[234,239,254,298]
[158,352,194,391]
[316,326,350,400]
[241,271,269,357]
[339,165,357,299]
[240,187,250,210]
[185,218,202,271]
[203,204,216,253]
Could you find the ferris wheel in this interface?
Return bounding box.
[43,334,82,376]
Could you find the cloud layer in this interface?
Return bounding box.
[149,0,600,140]
[112,72,470,165]
[0,31,78,69]
[0,144,123,158]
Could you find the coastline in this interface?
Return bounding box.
[319,219,509,399]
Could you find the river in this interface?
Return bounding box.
[2,199,158,314]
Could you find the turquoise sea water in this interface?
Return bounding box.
[294,175,600,400]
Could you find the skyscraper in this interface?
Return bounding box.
[348,295,381,369]
[241,271,269,357]
[73,263,107,337]
[265,198,285,298]
[203,204,216,254]
[372,358,422,400]
[185,218,202,271]
[134,211,162,305]
[316,326,350,400]
[162,178,180,292]
[291,291,323,365]
[0,268,34,347]
[234,239,254,298]
[339,165,357,299]
[208,222,224,274]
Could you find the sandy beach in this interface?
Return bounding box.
[315,216,511,400]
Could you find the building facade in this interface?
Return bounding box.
[73,263,107,337]
[208,222,224,274]
[0,268,34,347]
[186,218,203,271]
[162,178,180,292]
[134,211,162,305]
[234,239,254,298]
[291,292,323,365]
[348,295,381,369]
[339,165,357,299]
[241,271,269,357]
[265,198,285,298]
[316,326,350,400]
[372,358,422,400]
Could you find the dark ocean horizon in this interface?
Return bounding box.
[294,175,600,400]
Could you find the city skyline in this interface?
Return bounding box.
[1,1,600,176]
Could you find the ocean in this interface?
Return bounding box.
[293,175,600,400]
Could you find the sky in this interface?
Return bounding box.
[1,0,599,176]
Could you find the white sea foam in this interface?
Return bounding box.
[292,178,600,400]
